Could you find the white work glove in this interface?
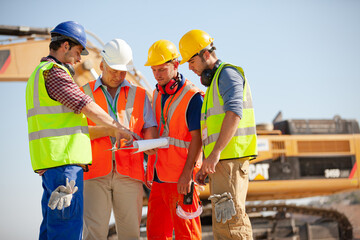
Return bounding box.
[208,192,236,224]
[48,178,78,210]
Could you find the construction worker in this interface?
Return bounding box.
[144,39,203,240]
[179,29,258,239]
[25,21,132,240]
[81,39,157,240]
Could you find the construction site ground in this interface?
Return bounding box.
[335,203,360,239]
[107,203,360,240]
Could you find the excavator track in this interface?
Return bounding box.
[246,204,353,239]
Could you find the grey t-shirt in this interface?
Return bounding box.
[218,65,244,118]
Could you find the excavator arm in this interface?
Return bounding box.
[0,25,153,98]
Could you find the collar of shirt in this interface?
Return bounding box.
[94,75,132,92]
[94,75,133,120]
[214,59,222,71]
[41,56,56,64]
[46,55,62,65]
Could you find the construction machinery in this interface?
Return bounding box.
[199,115,360,239]
[252,116,360,240]
[0,25,152,95]
[2,25,359,240]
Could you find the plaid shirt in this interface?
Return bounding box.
[41,57,92,114]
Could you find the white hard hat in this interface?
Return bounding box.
[101,39,133,71]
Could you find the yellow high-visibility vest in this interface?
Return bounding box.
[26,61,92,171]
[201,63,257,160]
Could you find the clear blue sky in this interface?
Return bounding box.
[1,0,359,238]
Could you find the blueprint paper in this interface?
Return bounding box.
[133,138,169,153]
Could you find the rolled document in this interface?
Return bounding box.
[133,138,169,153]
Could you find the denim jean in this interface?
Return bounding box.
[39,165,83,240]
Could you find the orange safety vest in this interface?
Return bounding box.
[147,79,202,183]
[81,80,146,181]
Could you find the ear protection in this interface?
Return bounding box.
[200,60,221,87]
[156,73,180,95]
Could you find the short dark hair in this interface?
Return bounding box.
[49,33,79,51]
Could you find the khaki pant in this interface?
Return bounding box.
[83,170,143,240]
[209,159,253,240]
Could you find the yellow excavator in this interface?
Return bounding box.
[200,115,360,239]
[0,25,152,95]
[1,25,359,240]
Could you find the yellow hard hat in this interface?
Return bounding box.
[179,29,214,65]
[144,39,180,66]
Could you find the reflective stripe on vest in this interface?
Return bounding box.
[26,61,91,171]
[29,126,89,141]
[201,63,257,160]
[148,79,202,182]
[82,80,146,181]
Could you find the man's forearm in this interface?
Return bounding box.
[81,101,124,131]
[143,126,158,140]
[88,126,112,140]
[182,130,202,176]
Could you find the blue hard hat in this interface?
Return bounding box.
[51,21,89,55]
